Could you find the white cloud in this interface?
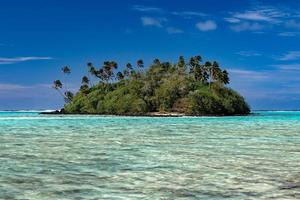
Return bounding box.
[230,22,264,32]
[278,51,300,61]
[166,27,183,34]
[229,68,269,80]
[0,56,53,64]
[236,51,262,57]
[132,5,162,13]
[277,32,298,37]
[224,17,241,23]
[229,7,287,23]
[272,63,300,71]
[233,11,273,22]
[172,11,206,18]
[141,17,166,27]
[224,5,296,34]
[195,20,217,31]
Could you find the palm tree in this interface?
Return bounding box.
[81,76,90,86]
[123,69,129,78]
[124,63,133,77]
[219,70,230,85]
[188,57,196,75]
[126,63,133,70]
[211,61,221,81]
[116,71,124,81]
[153,58,160,65]
[61,66,71,90]
[102,61,118,83]
[53,80,65,98]
[64,91,74,103]
[194,55,202,63]
[62,66,71,74]
[177,56,186,73]
[53,80,63,89]
[80,84,89,94]
[189,56,203,81]
[86,62,94,86]
[204,61,213,87]
[87,62,96,76]
[137,59,144,72]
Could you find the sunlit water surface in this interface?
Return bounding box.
[0,111,300,199]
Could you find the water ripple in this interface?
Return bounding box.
[0,111,300,199]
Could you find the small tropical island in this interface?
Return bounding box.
[51,55,250,116]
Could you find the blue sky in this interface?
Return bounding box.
[0,0,300,110]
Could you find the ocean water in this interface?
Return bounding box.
[0,111,299,199]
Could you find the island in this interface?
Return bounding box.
[51,55,250,116]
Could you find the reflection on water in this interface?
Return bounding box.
[0,111,300,199]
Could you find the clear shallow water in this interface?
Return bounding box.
[0,111,300,199]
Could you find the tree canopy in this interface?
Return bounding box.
[53,55,250,115]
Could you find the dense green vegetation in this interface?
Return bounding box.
[53,56,250,115]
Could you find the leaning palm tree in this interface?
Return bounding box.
[53,80,62,89]
[87,62,96,76]
[53,80,65,99]
[61,66,71,90]
[220,70,230,85]
[86,62,94,87]
[64,91,74,103]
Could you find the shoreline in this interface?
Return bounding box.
[39,110,252,117]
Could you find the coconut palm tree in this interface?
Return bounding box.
[153,58,160,65]
[137,59,144,72]
[116,71,124,81]
[87,62,96,76]
[189,56,203,81]
[220,70,230,85]
[81,76,90,86]
[61,66,71,90]
[53,80,62,89]
[194,55,202,63]
[86,62,94,86]
[124,63,133,77]
[102,61,118,83]
[62,66,71,74]
[64,91,74,103]
[126,63,133,70]
[53,80,65,99]
[177,56,186,73]
[203,61,213,87]
[123,69,129,78]
[211,61,221,82]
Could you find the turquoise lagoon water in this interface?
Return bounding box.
[0,111,300,199]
